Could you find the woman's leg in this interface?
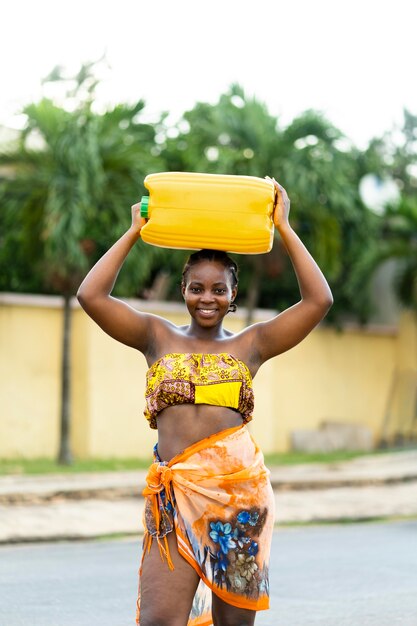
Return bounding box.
[211,593,256,626]
[138,529,200,626]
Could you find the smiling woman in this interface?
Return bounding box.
[76,178,333,626]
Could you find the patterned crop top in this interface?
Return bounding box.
[144,353,254,429]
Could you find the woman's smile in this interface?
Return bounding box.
[197,308,218,317]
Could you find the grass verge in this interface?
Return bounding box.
[264,449,376,466]
[0,457,153,476]
[274,514,417,527]
[0,447,406,476]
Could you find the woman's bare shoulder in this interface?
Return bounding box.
[219,325,263,376]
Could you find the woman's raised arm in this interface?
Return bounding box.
[253,179,333,363]
[77,203,156,353]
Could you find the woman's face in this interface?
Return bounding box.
[182,260,237,327]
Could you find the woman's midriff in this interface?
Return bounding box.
[155,404,244,462]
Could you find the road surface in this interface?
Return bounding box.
[2,520,416,625]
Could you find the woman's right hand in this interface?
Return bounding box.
[130,202,147,236]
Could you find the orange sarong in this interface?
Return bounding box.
[135,424,275,625]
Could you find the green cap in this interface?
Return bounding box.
[140,196,149,218]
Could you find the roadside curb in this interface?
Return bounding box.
[3,471,417,504]
[3,514,417,547]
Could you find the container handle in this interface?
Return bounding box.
[140,196,149,218]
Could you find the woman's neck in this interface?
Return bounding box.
[186,319,228,342]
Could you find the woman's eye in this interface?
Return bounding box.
[215,289,226,294]
[190,287,201,293]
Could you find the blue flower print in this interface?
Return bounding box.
[216,550,229,572]
[237,509,259,527]
[209,521,237,554]
[232,525,250,549]
[237,511,250,524]
[248,541,259,556]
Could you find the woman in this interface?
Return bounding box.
[77,178,333,626]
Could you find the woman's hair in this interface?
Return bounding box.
[181,249,239,289]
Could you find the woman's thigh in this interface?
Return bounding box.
[139,530,200,626]
[212,593,256,626]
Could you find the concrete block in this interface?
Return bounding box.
[290,420,374,453]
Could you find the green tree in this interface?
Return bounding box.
[0,63,164,463]
[349,109,417,314]
[160,85,375,323]
[349,110,417,446]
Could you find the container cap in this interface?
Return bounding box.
[140,196,149,218]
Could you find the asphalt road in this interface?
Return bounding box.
[1,520,417,626]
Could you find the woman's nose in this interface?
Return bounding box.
[200,291,215,303]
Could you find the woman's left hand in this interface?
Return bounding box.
[266,176,291,230]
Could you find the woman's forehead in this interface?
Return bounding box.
[187,261,230,283]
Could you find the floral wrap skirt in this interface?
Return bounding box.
[135,424,275,625]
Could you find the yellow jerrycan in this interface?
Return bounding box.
[139,172,276,254]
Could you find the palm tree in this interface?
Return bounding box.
[349,110,417,446]
[349,109,417,315]
[161,85,372,324]
[0,64,164,463]
[349,198,417,312]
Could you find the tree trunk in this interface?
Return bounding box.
[58,294,73,465]
[245,256,263,327]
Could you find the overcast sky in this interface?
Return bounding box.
[1,0,415,148]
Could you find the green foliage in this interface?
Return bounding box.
[160,88,377,320]
[348,198,417,311]
[0,65,165,296]
[1,66,416,323]
[347,110,417,315]
[162,84,281,176]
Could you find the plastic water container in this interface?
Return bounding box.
[139,172,276,254]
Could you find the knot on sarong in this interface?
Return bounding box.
[142,462,176,571]
[143,463,173,496]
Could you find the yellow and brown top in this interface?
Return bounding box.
[144,352,254,429]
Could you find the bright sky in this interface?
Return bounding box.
[1,0,415,148]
